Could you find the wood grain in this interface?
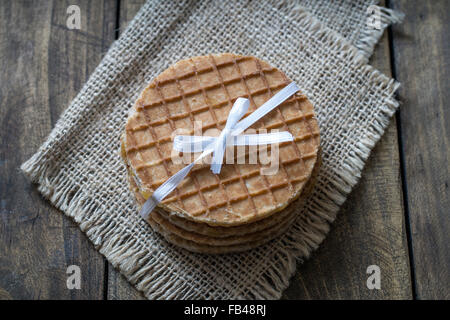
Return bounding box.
[106,0,146,300]
[282,23,412,299]
[0,0,117,299]
[391,0,450,299]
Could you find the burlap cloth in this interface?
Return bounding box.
[22,0,403,299]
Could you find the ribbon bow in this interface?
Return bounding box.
[139,82,300,219]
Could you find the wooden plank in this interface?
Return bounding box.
[0,0,55,300]
[0,0,117,299]
[48,0,118,300]
[117,0,147,34]
[391,0,450,300]
[107,0,146,300]
[107,270,144,300]
[283,26,412,298]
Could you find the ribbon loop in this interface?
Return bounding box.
[225,97,250,127]
[211,98,249,174]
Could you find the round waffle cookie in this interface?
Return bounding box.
[125,150,321,254]
[123,53,321,230]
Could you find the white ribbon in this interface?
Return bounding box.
[173,131,294,152]
[139,82,300,219]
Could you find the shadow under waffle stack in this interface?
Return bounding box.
[122,53,321,253]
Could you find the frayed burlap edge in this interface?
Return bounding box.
[21,4,400,299]
[355,4,404,60]
[276,0,404,61]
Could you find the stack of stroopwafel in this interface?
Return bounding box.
[121,53,321,254]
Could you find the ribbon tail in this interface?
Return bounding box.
[232,82,300,136]
[139,148,212,219]
[139,162,194,219]
[210,132,228,174]
[173,135,216,152]
[210,144,225,174]
[232,132,293,145]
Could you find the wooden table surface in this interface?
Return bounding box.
[0,0,448,300]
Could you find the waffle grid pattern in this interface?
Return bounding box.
[125,54,320,220]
